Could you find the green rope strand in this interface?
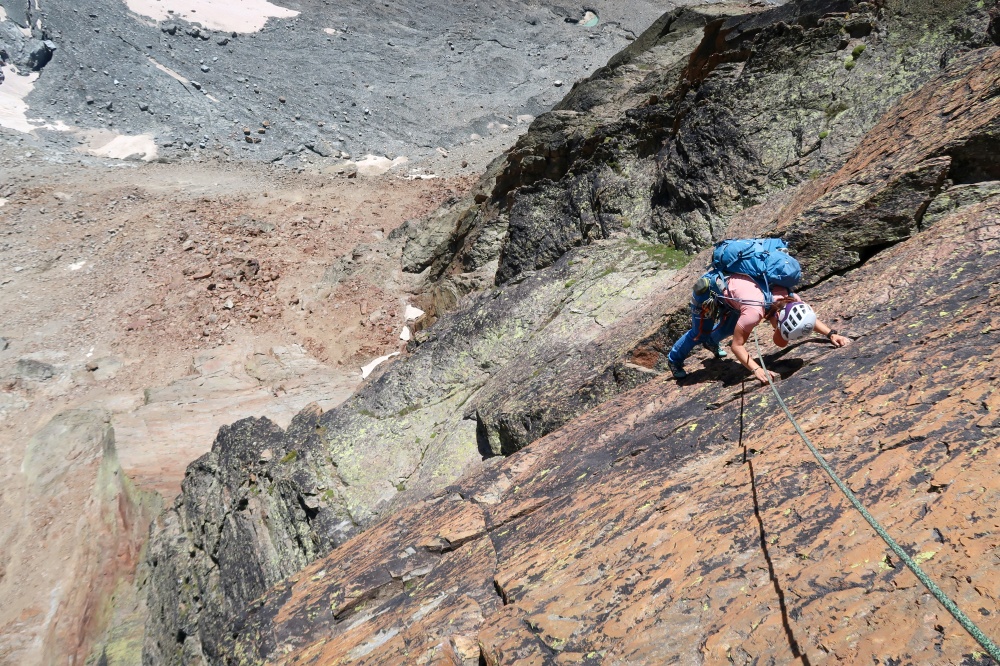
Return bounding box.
[752,334,1000,662]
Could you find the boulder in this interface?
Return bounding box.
[15,358,55,381]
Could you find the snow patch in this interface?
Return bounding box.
[124,0,299,33]
[350,154,409,176]
[0,75,157,159]
[0,67,120,154]
[0,66,72,133]
[361,352,400,379]
[0,199,6,208]
[67,261,86,272]
[404,305,425,321]
[77,130,158,161]
[399,326,411,342]
[0,65,43,133]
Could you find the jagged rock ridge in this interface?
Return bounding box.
[143,1,1000,663]
[226,43,1000,665]
[443,0,997,288]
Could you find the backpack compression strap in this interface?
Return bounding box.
[713,270,773,310]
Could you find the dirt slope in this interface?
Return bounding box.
[0,141,472,664]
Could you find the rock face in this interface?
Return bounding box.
[0,410,159,665]
[775,46,1000,283]
[143,1,1000,664]
[404,0,994,311]
[143,236,694,664]
[224,43,1000,666]
[0,0,55,72]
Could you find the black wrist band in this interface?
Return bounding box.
[827,329,838,339]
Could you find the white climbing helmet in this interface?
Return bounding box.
[777,301,816,342]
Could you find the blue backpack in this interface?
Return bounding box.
[709,238,801,306]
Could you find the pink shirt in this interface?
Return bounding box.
[723,274,798,340]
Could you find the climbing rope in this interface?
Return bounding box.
[751,333,1000,661]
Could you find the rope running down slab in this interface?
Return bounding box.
[751,333,1000,662]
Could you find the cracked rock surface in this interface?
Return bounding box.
[223,43,1000,666]
[143,1,1000,664]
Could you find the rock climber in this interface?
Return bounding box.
[667,272,851,384]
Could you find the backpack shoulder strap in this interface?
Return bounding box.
[758,274,773,309]
[707,270,738,311]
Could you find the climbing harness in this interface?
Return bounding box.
[748,333,1000,661]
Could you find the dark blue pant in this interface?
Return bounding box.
[667,292,737,367]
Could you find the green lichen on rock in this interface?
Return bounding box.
[624,238,691,268]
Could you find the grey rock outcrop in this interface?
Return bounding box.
[0,0,55,71]
[21,38,54,70]
[143,407,355,664]
[14,357,55,381]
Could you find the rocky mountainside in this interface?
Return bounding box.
[0,0,664,168]
[232,176,1000,663]
[0,2,677,663]
[142,0,1000,664]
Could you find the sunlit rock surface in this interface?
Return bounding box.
[141,1,1000,664]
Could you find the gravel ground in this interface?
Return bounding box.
[1,0,672,172]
